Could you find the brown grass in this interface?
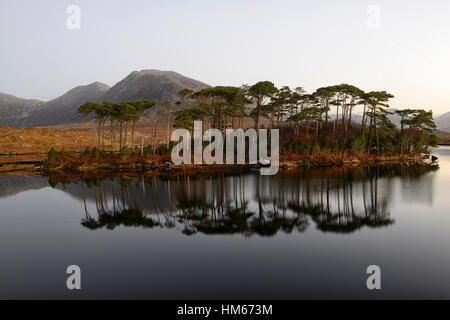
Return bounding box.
[438,133,450,145]
[0,125,172,154]
[0,127,90,154]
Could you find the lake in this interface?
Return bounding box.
[0,148,449,299]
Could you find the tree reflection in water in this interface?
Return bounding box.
[80,177,160,230]
[66,164,438,236]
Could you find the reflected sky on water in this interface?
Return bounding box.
[0,148,449,299]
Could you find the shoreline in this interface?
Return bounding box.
[0,153,433,177]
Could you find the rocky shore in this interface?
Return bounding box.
[43,153,430,175]
[0,152,435,177]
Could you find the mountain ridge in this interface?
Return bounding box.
[434,112,450,132]
[0,70,209,128]
[1,71,449,131]
[103,69,209,103]
[22,82,111,127]
[0,92,44,127]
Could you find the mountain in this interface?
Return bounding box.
[0,93,44,127]
[22,82,110,127]
[0,175,48,198]
[0,70,209,128]
[343,109,450,133]
[103,70,209,103]
[328,108,403,127]
[384,108,403,127]
[434,112,450,132]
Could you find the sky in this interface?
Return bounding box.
[1,0,450,114]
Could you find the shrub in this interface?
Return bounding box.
[84,146,91,155]
[119,146,132,156]
[47,148,59,160]
[156,143,173,155]
[143,145,154,155]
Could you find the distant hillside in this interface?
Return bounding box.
[345,109,450,134]
[0,70,209,128]
[0,176,48,198]
[434,112,450,133]
[103,70,209,103]
[328,108,403,127]
[23,82,110,127]
[0,93,44,127]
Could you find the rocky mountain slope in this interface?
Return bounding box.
[22,82,110,127]
[0,70,209,128]
[328,108,403,127]
[434,112,450,132]
[0,175,48,198]
[0,93,44,127]
[103,70,208,103]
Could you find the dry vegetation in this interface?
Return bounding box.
[437,133,450,145]
[0,116,264,155]
[0,124,172,154]
[0,126,88,154]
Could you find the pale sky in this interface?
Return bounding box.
[1,0,450,114]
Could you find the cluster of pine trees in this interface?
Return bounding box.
[77,100,154,152]
[173,82,438,155]
[77,81,438,156]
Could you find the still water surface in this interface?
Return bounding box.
[0,148,450,299]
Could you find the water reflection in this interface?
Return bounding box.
[0,175,48,198]
[45,164,438,236]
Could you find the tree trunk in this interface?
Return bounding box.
[80,116,85,154]
[334,105,339,131]
[166,117,170,148]
[91,125,95,147]
[131,121,136,148]
[110,118,114,152]
[124,122,128,147]
[219,106,223,132]
[342,106,346,129]
[101,120,106,151]
[367,112,374,154]
[348,108,352,129]
[119,121,123,150]
[270,113,274,131]
[361,104,367,134]
[97,120,101,148]
[153,125,157,154]
[375,111,379,155]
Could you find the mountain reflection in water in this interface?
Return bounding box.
[45,164,438,236]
